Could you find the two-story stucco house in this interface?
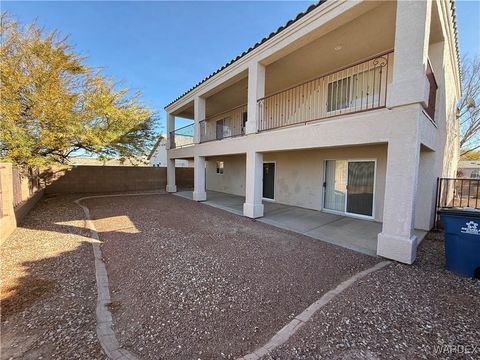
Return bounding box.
[164,0,460,264]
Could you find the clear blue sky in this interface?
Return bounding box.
[3,0,479,133]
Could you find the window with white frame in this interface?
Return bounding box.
[216,117,232,140]
[216,161,224,175]
[327,67,383,112]
[327,76,351,112]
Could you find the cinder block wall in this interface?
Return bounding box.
[0,163,16,243]
[1,163,46,243]
[44,166,193,194]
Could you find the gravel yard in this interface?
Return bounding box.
[0,195,105,359]
[2,192,478,360]
[267,232,480,360]
[84,193,380,359]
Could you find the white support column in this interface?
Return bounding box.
[387,0,432,109]
[166,158,177,193]
[243,151,264,218]
[246,62,265,134]
[193,155,207,201]
[166,112,175,150]
[377,137,421,264]
[194,96,206,144]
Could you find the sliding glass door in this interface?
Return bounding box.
[324,160,347,212]
[324,160,375,218]
[346,161,375,217]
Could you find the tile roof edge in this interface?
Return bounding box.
[164,0,461,109]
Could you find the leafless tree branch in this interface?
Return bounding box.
[459,55,480,156]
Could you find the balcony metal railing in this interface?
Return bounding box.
[200,104,247,143]
[169,123,194,149]
[257,50,393,132]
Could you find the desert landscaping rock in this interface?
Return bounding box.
[2,193,478,360]
[266,232,480,360]
[76,194,159,360]
[240,260,391,360]
[0,195,106,359]
[84,193,380,359]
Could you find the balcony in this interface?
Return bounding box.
[257,51,393,132]
[168,48,437,151]
[170,123,194,149]
[200,104,248,143]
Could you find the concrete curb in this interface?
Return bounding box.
[75,192,165,360]
[238,260,391,360]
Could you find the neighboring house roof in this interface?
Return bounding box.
[165,0,461,109]
[147,135,166,160]
[458,161,480,169]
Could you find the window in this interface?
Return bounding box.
[216,117,232,140]
[327,77,351,112]
[241,112,248,134]
[425,62,438,121]
[327,67,383,112]
[200,121,207,142]
[216,161,224,175]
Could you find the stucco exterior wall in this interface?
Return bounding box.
[206,155,246,196]
[415,146,437,230]
[205,145,387,222]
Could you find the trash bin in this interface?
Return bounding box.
[438,209,480,278]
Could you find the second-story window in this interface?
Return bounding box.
[241,112,247,134]
[200,121,207,142]
[327,76,351,112]
[327,67,383,112]
[216,117,232,140]
[425,61,438,122]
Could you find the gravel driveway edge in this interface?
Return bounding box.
[238,260,392,360]
[76,193,163,360]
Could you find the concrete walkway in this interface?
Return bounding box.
[176,190,427,256]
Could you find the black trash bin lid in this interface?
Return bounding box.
[438,208,480,218]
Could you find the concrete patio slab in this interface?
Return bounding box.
[305,217,383,255]
[176,190,428,256]
[263,206,344,233]
[176,191,375,255]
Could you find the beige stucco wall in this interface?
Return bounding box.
[206,144,387,222]
[206,155,246,197]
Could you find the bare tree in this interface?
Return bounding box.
[459,55,480,156]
